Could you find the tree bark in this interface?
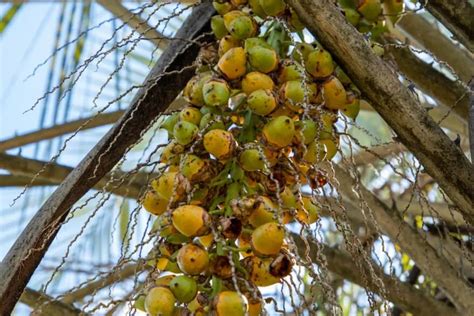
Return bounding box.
[287,0,474,226]
[0,3,214,314]
[424,0,474,52]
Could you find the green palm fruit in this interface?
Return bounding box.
[213,1,234,15]
[383,0,403,24]
[247,89,277,116]
[244,37,273,51]
[289,8,305,31]
[161,113,179,136]
[170,275,198,303]
[180,106,202,125]
[239,148,265,171]
[281,186,296,208]
[248,45,279,73]
[303,141,326,163]
[357,0,382,22]
[334,66,352,85]
[224,11,257,40]
[291,42,314,63]
[295,119,317,144]
[203,79,231,107]
[263,116,295,148]
[370,42,385,56]
[338,0,356,9]
[280,80,318,112]
[343,8,361,26]
[319,112,335,140]
[342,92,360,120]
[259,0,286,16]
[357,18,373,33]
[322,76,347,110]
[248,0,267,18]
[173,121,199,145]
[305,49,335,79]
[134,295,146,312]
[200,113,226,131]
[211,15,228,39]
[278,60,303,83]
[183,73,212,106]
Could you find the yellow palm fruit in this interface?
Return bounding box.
[213,1,234,15]
[322,76,347,110]
[319,111,336,139]
[218,47,247,80]
[177,244,209,275]
[156,257,169,270]
[173,121,199,145]
[203,129,235,160]
[211,15,228,39]
[181,154,206,182]
[155,275,175,287]
[342,92,360,120]
[179,106,202,125]
[383,0,404,24]
[223,10,257,40]
[248,46,279,73]
[241,71,274,94]
[296,197,319,224]
[202,78,231,107]
[239,148,265,171]
[218,35,241,56]
[242,256,280,286]
[278,60,303,83]
[172,205,210,237]
[291,42,314,63]
[279,80,318,112]
[251,222,284,256]
[357,0,382,22]
[142,191,168,215]
[151,172,184,201]
[259,0,286,16]
[262,115,295,148]
[160,141,183,165]
[214,291,247,316]
[247,89,277,116]
[248,196,276,228]
[145,287,176,316]
[281,186,296,209]
[248,0,267,18]
[305,49,335,79]
[199,233,214,248]
[183,72,212,106]
[188,297,203,313]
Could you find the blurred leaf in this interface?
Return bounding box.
[119,200,130,250]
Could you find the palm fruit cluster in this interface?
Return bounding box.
[135,1,374,315]
[338,0,404,39]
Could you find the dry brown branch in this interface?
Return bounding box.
[0,4,215,314]
[19,287,84,316]
[97,0,168,49]
[397,13,474,82]
[0,175,55,187]
[0,111,125,152]
[0,153,143,199]
[288,0,474,227]
[291,234,460,316]
[328,163,474,312]
[424,0,474,52]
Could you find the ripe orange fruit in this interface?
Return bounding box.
[172,205,210,237]
[203,129,235,160]
[177,244,209,275]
